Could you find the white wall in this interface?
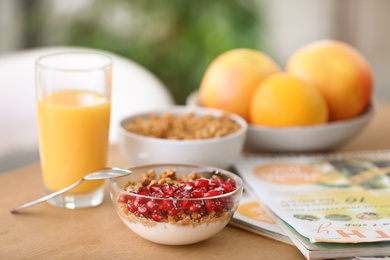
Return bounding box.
[260,0,338,66]
[0,0,24,54]
[337,0,390,100]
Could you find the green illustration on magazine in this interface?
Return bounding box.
[234,153,390,244]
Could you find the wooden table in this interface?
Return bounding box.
[1,101,390,259]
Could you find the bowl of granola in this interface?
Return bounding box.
[117,106,247,169]
[109,164,243,245]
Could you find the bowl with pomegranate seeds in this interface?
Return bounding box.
[117,105,247,169]
[109,164,243,245]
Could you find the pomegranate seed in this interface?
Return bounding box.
[191,188,206,198]
[168,208,180,216]
[175,190,191,199]
[138,187,151,196]
[210,176,223,187]
[189,200,202,212]
[133,197,147,207]
[128,194,136,202]
[174,190,184,199]
[221,183,234,193]
[138,205,149,217]
[199,206,207,216]
[149,184,162,193]
[173,200,181,209]
[181,200,192,210]
[183,191,191,198]
[162,185,175,197]
[218,197,226,204]
[204,190,223,197]
[225,178,236,188]
[146,200,160,213]
[161,200,174,211]
[184,182,195,189]
[153,190,166,198]
[194,178,209,189]
[179,184,192,193]
[127,202,137,213]
[205,199,215,212]
[135,211,143,218]
[152,212,163,222]
[214,200,224,213]
[208,185,216,190]
[118,194,129,203]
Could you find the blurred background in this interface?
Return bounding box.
[2,0,390,102]
[1,0,389,171]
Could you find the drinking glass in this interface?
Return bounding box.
[36,52,112,209]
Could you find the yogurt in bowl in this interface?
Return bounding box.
[109,164,243,245]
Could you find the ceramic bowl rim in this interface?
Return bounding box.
[186,90,375,132]
[247,101,375,133]
[117,105,248,145]
[109,163,244,200]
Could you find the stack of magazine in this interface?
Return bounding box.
[231,150,390,260]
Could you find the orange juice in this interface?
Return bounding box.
[37,90,111,193]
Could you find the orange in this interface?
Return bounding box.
[199,48,281,121]
[249,73,328,127]
[286,40,373,121]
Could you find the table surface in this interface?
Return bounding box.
[2,101,390,259]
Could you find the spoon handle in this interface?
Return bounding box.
[10,178,84,214]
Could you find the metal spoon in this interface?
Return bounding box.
[10,167,132,213]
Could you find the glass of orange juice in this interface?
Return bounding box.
[36,52,112,209]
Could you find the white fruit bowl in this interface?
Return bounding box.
[186,91,375,153]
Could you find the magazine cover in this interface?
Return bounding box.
[276,215,390,259]
[230,186,291,244]
[234,150,390,244]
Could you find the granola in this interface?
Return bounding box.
[123,112,241,140]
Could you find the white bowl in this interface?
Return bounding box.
[117,105,247,168]
[186,91,375,152]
